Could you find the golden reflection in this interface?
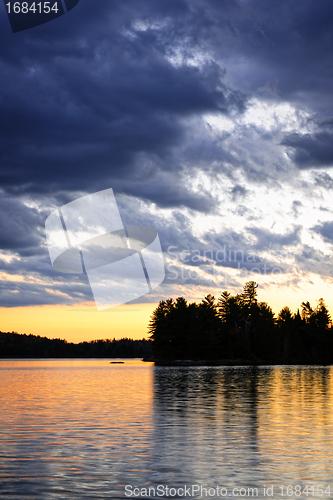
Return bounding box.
[153,366,333,483]
[2,362,333,496]
[0,359,154,430]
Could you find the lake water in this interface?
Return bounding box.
[0,360,333,499]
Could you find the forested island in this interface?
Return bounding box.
[2,281,333,364]
[0,333,152,358]
[148,281,333,364]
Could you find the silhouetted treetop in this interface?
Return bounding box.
[149,282,333,364]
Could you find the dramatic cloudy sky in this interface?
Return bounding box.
[1,0,333,339]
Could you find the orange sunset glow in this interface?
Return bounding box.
[0,303,156,343]
[3,270,333,343]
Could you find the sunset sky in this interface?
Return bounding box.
[1,0,333,343]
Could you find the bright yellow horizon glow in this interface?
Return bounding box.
[2,271,333,344]
[0,302,157,343]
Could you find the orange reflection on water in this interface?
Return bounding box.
[0,357,154,482]
[253,367,333,479]
[2,362,333,498]
[1,358,154,423]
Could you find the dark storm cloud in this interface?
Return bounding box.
[2,0,333,306]
[194,0,333,108]
[154,215,294,279]
[311,221,333,243]
[0,0,247,211]
[0,253,93,306]
[315,173,333,189]
[247,226,302,249]
[0,279,92,307]
[0,194,45,255]
[281,132,333,169]
[294,244,333,278]
[291,200,302,218]
[114,174,217,212]
[1,0,333,199]
[230,184,248,201]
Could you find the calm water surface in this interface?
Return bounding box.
[0,360,333,499]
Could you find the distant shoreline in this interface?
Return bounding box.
[143,358,333,366]
[0,331,153,358]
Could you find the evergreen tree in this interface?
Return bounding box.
[313,298,331,330]
[240,281,259,355]
[196,294,221,358]
[254,302,276,359]
[148,283,333,363]
[301,301,313,323]
[277,306,293,361]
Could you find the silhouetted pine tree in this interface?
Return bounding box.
[148,283,333,363]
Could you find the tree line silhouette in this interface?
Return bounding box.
[0,333,153,358]
[149,281,333,364]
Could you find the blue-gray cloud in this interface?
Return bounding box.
[2,0,333,306]
[311,221,333,243]
[281,132,333,169]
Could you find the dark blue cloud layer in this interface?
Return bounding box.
[2,0,333,199]
[1,0,333,306]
